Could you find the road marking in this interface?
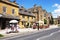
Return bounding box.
[36,30,60,40]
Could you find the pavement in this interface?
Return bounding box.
[3,28,60,40]
[0,28,37,38]
[0,25,58,39]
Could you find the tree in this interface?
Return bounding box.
[44,19,47,24]
[49,16,54,24]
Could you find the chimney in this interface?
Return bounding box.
[13,0,16,3]
[34,4,37,7]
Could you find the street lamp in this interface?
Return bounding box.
[36,22,39,30]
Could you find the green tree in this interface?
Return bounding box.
[44,19,47,24]
[49,16,54,24]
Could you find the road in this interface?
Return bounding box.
[39,29,60,40]
[1,28,60,40]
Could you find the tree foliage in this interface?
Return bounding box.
[49,16,54,24]
[44,19,47,24]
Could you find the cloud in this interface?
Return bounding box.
[52,3,60,8]
[52,3,60,18]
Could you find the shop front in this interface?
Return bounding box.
[0,14,20,30]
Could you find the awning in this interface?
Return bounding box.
[0,14,20,19]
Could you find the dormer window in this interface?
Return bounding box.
[24,10,27,12]
[19,9,23,11]
[29,11,31,13]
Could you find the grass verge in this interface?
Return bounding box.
[0,34,4,37]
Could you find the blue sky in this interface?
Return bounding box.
[10,0,60,18]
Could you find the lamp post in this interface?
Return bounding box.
[36,22,39,30]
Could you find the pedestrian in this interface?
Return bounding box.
[15,24,19,32]
[11,24,14,32]
[37,24,39,30]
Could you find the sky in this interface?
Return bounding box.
[10,0,60,18]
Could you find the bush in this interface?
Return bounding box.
[0,34,4,37]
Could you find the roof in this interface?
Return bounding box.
[19,9,35,17]
[0,14,20,19]
[0,0,19,8]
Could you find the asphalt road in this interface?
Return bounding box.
[39,29,60,40]
[1,28,60,40]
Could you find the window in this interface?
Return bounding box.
[19,9,22,11]
[28,16,29,20]
[22,22,24,25]
[3,7,6,13]
[28,16,29,18]
[24,10,27,12]
[12,9,15,14]
[41,15,42,20]
[22,15,25,18]
[44,13,46,17]
[32,17,33,19]
[29,11,31,13]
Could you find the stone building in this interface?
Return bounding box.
[0,0,20,29]
[19,6,35,28]
[53,18,58,25]
[57,16,60,24]
[28,5,52,25]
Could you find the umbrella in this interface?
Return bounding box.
[39,20,44,24]
[9,20,18,23]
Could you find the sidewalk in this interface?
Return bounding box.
[43,25,58,30]
[0,25,58,38]
[0,28,39,38]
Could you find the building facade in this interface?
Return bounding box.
[0,0,20,29]
[57,16,60,24]
[0,0,53,29]
[28,5,51,25]
[53,16,60,25]
[19,6,35,28]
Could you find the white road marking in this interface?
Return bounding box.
[36,30,60,40]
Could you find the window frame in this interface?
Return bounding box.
[12,9,15,14]
[3,6,6,13]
